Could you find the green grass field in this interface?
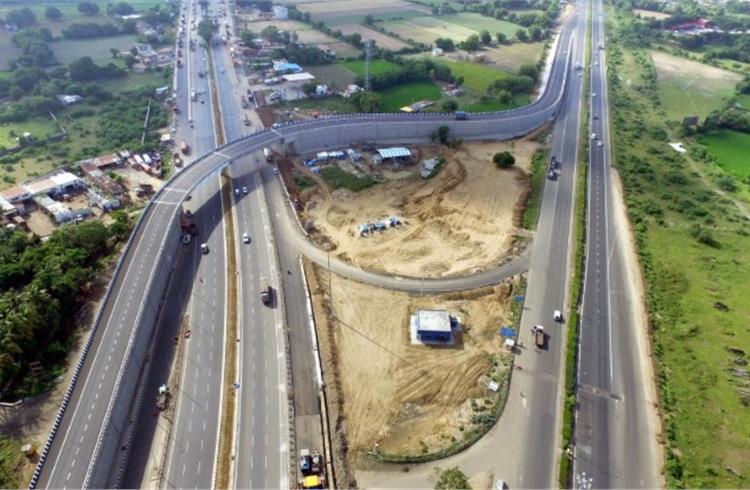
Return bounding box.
[463,94,530,112]
[379,80,442,111]
[651,50,742,120]
[53,34,138,64]
[0,117,61,148]
[383,13,522,44]
[340,59,401,78]
[607,10,750,486]
[699,130,750,179]
[736,94,750,110]
[422,58,512,93]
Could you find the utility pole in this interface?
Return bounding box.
[364,39,372,92]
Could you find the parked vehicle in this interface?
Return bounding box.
[554,310,563,322]
[533,325,545,349]
[201,243,209,254]
[180,140,190,155]
[454,111,468,120]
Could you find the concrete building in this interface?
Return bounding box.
[412,309,456,343]
[374,147,412,165]
[273,6,289,19]
[282,72,315,86]
[24,171,84,199]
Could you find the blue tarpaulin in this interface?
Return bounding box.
[500,327,516,338]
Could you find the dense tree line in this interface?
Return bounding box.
[62,21,136,39]
[10,28,56,68]
[0,216,132,400]
[354,58,456,91]
[272,44,333,65]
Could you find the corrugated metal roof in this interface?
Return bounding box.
[376,147,411,159]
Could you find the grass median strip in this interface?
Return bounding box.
[214,171,238,489]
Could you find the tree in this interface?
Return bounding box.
[197,19,218,44]
[495,32,506,44]
[515,28,529,42]
[364,14,375,25]
[351,91,382,112]
[529,25,543,41]
[260,25,279,41]
[434,125,450,144]
[6,8,36,27]
[441,99,458,112]
[460,34,480,52]
[480,30,492,45]
[124,53,137,69]
[112,2,135,15]
[110,48,120,58]
[493,151,516,168]
[78,2,101,15]
[435,467,471,490]
[45,6,64,21]
[302,81,317,97]
[518,63,539,82]
[435,37,455,51]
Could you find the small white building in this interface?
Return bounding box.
[431,47,444,56]
[282,72,315,86]
[57,94,83,106]
[273,6,289,19]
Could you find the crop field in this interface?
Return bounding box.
[632,8,671,19]
[340,59,400,77]
[297,0,428,25]
[699,130,750,179]
[651,50,742,120]
[380,80,442,111]
[53,34,138,64]
[425,58,512,94]
[483,42,545,72]
[383,13,522,45]
[337,24,409,51]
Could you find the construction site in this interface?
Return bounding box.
[305,262,522,483]
[280,139,540,278]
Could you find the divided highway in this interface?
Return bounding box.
[32,3,579,487]
[573,0,660,486]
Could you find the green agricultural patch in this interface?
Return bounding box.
[651,50,741,120]
[379,80,442,112]
[699,130,750,179]
[53,34,138,64]
[383,13,521,45]
[423,58,512,94]
[320,166,376,191]
[340,59,401,78]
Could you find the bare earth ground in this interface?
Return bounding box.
[306,261,519,463]
[300,140,538,278]
[632,8,671,20]
[337,24,409,51]
[299,0,423,14]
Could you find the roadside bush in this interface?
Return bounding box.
[690,224,720,247]
[493,151,516,168]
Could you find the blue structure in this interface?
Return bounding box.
[415,309,454,343]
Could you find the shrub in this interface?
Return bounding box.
[493,151,516,168]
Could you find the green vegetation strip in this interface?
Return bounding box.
[0,435,26,488]
[559,4,591,487]
[320,166,376,192]
[214,172,238,489]
[522,147,549,230]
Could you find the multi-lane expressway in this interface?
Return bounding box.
[29,0,657,487]
[573,0,660,486]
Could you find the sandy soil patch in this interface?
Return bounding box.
[633,8,671,20]
[481,42,545,72]
[307,262,518,461]
[338,24,409,51]
[307,64,357,88]
[246,19,339,44]
[298,140,538,278]
[651,50,742,88]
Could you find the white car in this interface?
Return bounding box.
[242,232,250,243]
[597,140,603,147]
[201,243,209,254]
[242,186,248,194]
[590,132,597,140]
[235,188,240,195]
[554,310,563,322]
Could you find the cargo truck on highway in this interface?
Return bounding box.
[260,278,272,305]
[533,325,545,349]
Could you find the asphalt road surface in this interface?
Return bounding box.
[573,0,660,487]
[33,0,577,485]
